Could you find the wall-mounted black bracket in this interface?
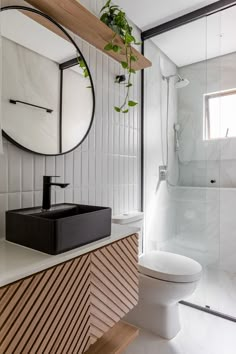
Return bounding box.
[115,75,126,84]
[59,57,80,71]
[9,99,53,113]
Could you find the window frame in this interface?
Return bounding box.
[204,88,236,141]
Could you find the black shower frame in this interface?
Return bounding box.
[140,0,236,322]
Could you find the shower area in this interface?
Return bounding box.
[143,4,236,320]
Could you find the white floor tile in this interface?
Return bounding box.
[124,305,236,354]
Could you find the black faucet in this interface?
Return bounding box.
[42,176,70,211]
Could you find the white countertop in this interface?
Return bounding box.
[0,224,139,287]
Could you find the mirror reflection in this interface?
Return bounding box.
[1,8,95,155]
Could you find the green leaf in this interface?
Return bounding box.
[125,33,135,44]
[126,83,132,88]
[77,58,85,67]
[104,43,114,51]
[128,100,138,107]
[129,69,136,74]
[100,13,109,25]
[114,106,121,112]
[84,69,89,78]
[130,55,138,62]
[121,61,128,69]
[122,109,129,113]
[100,0,111,13]
[112,45,121,53]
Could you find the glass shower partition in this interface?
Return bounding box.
[144,7,236,320]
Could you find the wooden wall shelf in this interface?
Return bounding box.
[26,0,152,71]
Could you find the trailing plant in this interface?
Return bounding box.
[77,57,89,78]
[77,56,92,88]
[100,0,140,113]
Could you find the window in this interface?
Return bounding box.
[204,89,236,140]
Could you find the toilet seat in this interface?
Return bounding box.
[139,251,202,283]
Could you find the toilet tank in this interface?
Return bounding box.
[112,212,144,255]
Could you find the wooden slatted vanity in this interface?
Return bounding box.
[0,225,139,353]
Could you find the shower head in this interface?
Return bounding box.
[174,123,181,132]
[175,76,190,89]
[162,74,190,88]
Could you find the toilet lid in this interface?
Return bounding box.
[139,251,202,283]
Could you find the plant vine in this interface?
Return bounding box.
[100,0,140,113]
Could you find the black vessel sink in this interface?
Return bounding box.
[6,203,112,255]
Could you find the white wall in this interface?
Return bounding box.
[144,39,178,252]
[170,186,236,273]
[0,0,142,238]
[174,52,236,274]
[2,38,61,154]
[178,51,236,188]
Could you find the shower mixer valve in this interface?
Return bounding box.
[159,165,167,181]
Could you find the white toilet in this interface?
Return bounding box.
[112,213,202,340]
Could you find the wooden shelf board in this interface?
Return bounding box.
[84,321,139,354]
[26,0,152,70]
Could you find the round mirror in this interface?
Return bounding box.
[0,6,95,155]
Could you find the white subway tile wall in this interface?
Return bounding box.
[0,0,142,238]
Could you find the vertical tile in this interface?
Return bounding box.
[89,186,96,205]
[55,189,64,204]
[108,185,113,211]
[8,144,22,193]
[113,185,119,216]
[8,192,21,210]
[108,155,114,185]
[81,187,89,204]
[128,185,134,211]
[113,156,119,186]
[34,191,43,207]
[22,192,34,208]
[22,152,34,192]
[0,194,8,238]
[0,144,8,193]
[73,188,81,204]
[124,185,129,213]
[95,184,102,206]
[102,185,108,206]
[65,152,74,187]
[129,157,134,185]
[102,154,108,186]
[65,188,73,203]
[55,155,65,183]
[73,147,82,188]
[89,151,96,186]
[95,151,102,189]
[45,156,55,176]
[82,151,89,187]
[34,155,45,190]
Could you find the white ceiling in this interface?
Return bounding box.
[1,10,83,75]
[115,0,236,67]
[153,5,236,67]
[115,0,218,30]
